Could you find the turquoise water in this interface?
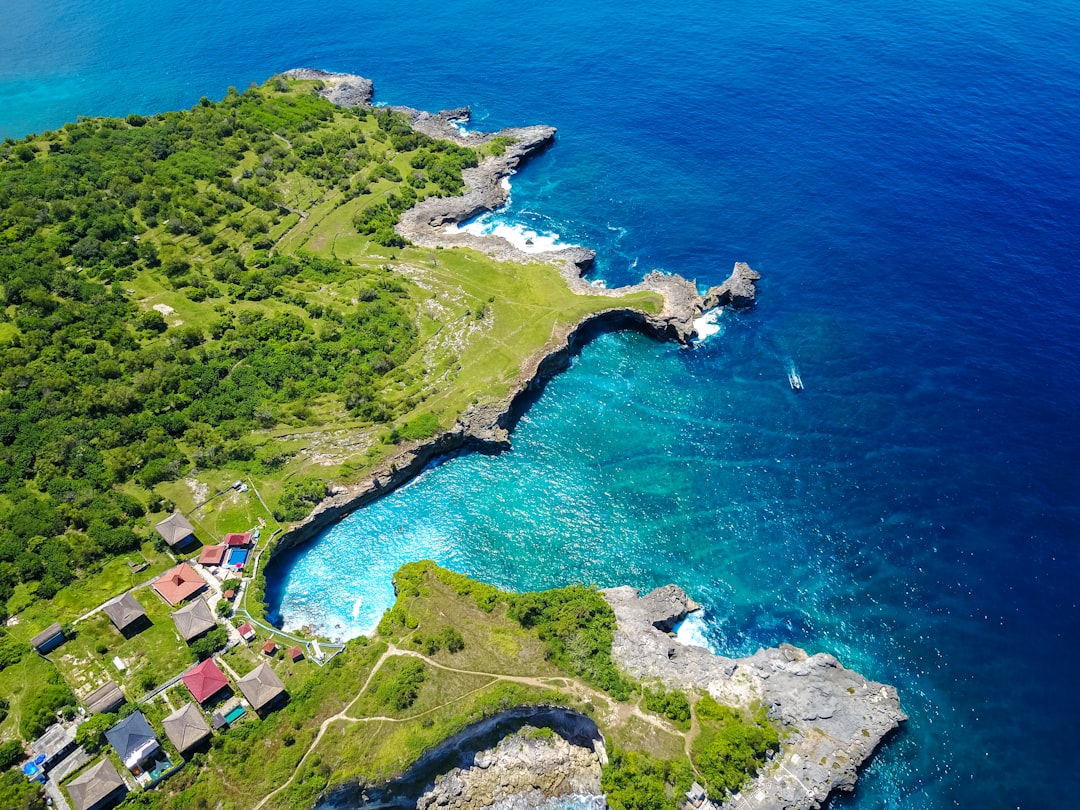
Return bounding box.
[4,0,1080,807]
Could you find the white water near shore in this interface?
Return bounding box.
[692,307,724,340]
[674,611,717,653]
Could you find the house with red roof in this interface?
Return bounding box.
[197,545,226,566]
[181,659,230,705]
[288,646,304,663]
[261,639,277,657]
[237,623,256,641]
[152,563,205,606]
[223,532,251,547]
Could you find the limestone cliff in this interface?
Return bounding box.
[603,585,907,810]
[417,729,604,810]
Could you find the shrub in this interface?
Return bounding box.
[19,679,76,741]
[190,627,228,661]
[75,712,117,754]
[375,658,426,711]
[643,685,691,728]
[692,696,780,798]
[0,739,24,770]
[601,746,693,810]
[0,636,28,672]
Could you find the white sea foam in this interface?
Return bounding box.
[500,176,512,192]
[674,611,717,652]
[692,308,724,341]
[446,217,577,254]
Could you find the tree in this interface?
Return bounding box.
[0,739,24,770]
[75,712,117,753]
[190,627,227,661]
[71,236,104,264]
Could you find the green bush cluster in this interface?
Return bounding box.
[386,562,631,699]
[0,739,24,770]
[692,695,780,798]
[374,658,427,711]
[74,711,117,753]
[642,685,692,729]
[0,76,480,607]
[390,412,440,443]
[410,626,465,656]
[0,770,45,809]
[18,673,75,740]
[190,626,228,661]
[0,634,28,672]
[601,746,694,810]
[506,586,633,699]
[274,477,328,522]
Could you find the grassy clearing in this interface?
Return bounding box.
[6,542,173,640]
[52,591,195,702]
[0,653,62,742]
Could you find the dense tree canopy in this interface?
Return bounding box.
[0,78,479,614]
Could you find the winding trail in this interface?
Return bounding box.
[252,644,688,810]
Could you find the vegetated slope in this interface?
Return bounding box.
[0,75,658,616]
[150,562,778,810]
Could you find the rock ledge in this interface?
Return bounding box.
[603,585,907,810]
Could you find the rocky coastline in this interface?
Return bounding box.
[603,585,907,810]
[271,70,760,557]
[275,69,902,810]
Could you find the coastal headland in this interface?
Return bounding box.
[271,69,761,558]
[264,71,904,810]
[0,68,903,810]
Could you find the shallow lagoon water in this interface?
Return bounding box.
[4,0,1080,806]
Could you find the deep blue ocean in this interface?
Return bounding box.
[5,1,1079,807]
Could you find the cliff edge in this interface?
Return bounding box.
[604,585,907,809]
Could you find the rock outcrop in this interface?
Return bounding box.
[603,585,907,810]
[417,729,604,810]
[284,68,374,107]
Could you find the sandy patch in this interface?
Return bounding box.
[152,303,174,316]
[186,477,210,505]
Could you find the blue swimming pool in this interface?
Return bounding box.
[224,705,246,724]
[227,548,248,567]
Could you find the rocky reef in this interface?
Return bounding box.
[603,585,907,810]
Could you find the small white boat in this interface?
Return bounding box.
[787,368,804,391]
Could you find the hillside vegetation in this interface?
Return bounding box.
[0,76,661,618]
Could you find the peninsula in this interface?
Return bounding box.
[0,70,903,810]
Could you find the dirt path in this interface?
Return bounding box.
[253,644,691,810]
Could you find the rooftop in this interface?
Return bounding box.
[237,662,285,711]
[66,758,126,810]
[153,563,205,605]
[154,512,196,547]
[84,680,125,715]
[30,621,63,650]
[171,598,217,642]
[181,658,229,704]
[197,544,227,566]
[33,722,77,762]
[105,711,159,770]
[223,532,251,547]
[102,592,146,633]
[161,702,211,753]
